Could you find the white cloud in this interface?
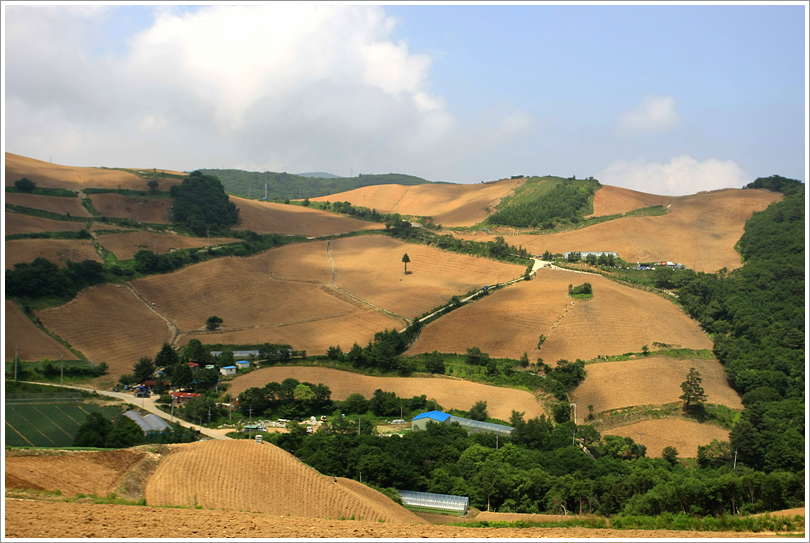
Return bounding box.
[614,96,682,136]
[598,155,750,196]
[4,4,536,180]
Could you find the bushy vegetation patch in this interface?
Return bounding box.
[487,176,600,228]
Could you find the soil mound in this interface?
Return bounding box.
[144,440,423,523]
[4,449,146,496]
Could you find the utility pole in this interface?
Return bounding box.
[638,431,643,445]
[249,405,253,439]
[734,448,738,469]
[60,355,64,386]
[171,396,175,422]
[14,347,19,381]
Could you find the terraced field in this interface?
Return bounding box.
[5,192,91,217]
[87,193,172,224]
[35,284,172,379]
[5,239,103,269]
[4,214,88,236]
[97,231,240,260]
[603,419,731,458]
[4,300,75,362]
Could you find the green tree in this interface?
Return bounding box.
[169,171,239,236]
[302,197,310,206]
[105,415,145,448]
[172,363,193,390]
[132,356,156,383]
[680,367,707,413]
[402,253,410,273]
[342,393,369,414]
[155,342,179,369]
[205,315,223,331]
[468,400,488,421]
[519,352,530,368]
[73,412,112,447]
[14,177,36,191]
[147,179,160,192]
[424,351,445,374]
[662,446,680,465]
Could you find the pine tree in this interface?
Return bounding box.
[680,367,707,413]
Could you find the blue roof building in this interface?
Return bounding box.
[411,410,513,436]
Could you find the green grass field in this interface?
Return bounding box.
[4,402,124,448]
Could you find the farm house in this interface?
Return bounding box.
[411,410,513,436]
[170,392,201,404]
[235,360,250,369]
[220,365,237,376]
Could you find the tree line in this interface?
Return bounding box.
[488,178,600,229]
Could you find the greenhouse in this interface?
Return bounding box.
[411,411,513,436]
[397,490,469,512]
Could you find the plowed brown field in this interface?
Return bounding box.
[88,193,172,223]
[409,268,711,362]
[181,310,400,357]
[97,231,240,260]
[233,197,383,236]
[5,449,146,496]
[573,356,743,417]
[603,419,730,458]
[5,152,184,190]
[454,188,781,272]
[227,367,545,421]
[4,213,88,235]
[8,500,779,538]
[311,178,523,227]
[5,239,103,269]
[4,300,74,362]
[144,440,423,523]
[587,185,670,217]
[329,235,526,318]
[35,284,172,378]
[5,192,91,217]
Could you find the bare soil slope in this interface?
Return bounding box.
[603,419,731,458]
[5,193,91,217]
[5,449,146,496]
[5,152,184,190]
[3,500,776,538]
[88,193,172,224]
[5,239,103,270]
[4,300,74,362]
[587,185,670,217]
[410,268,711,362]
[233,197,383,236]
[145,440,423,523]
[97,231,239,260]
[329,235,526,318]
[35,284,172,379]
[311,178,523,227]
[454,188,781,272]
[574,356,743,417]
[4,214,87,236]
[227,367,546,421]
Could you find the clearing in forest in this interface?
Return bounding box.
[35,284,172,379]
[602,419,731,458]
[4,214,88,236]
[5,192,91,217]
[311,178,524,227]
[4,152,184,191]
[227,366,546,422]
[145,440,423,523]
[232,197,383,236]
[409,268,711,362]
[88,193,173,224]
[453,188,781,273]
[5,239,103,270]
[329,235,526,319]
[4,300,75,362]
[573,356,743,417]
[97,231,240,260]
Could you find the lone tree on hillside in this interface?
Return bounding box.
[402,253,410,273]
[147,179,160,192]
[680,367,707,414]
[206,316,223,331]
[14,177,36,191]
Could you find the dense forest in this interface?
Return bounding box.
[198,169,439,201]
[487,177,600,228]
[169,171,239,236]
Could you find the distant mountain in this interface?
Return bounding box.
[296,172,341,179]
[198,169,444,201]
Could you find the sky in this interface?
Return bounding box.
[2,2,807,196]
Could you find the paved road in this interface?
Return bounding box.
[19,382,232,440]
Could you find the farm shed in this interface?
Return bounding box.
[124,411,171,434]
[397,490,469,512]
[220,366,237,376]
[411,411,514,436]
[170,392,201,404]
[235,360,250,369]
